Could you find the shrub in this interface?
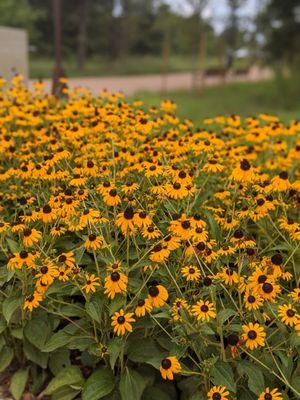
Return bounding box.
[0,75,299,400]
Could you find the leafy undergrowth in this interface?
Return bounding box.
[0,75,299,400]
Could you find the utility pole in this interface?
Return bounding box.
[52,0,65,96]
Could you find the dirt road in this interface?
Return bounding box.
[29,66,272,95]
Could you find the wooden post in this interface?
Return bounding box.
[52,0,65,96]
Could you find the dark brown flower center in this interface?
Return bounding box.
[161,358,172,370]
[149,286,159,297]
[124,207,134,220]
[200,304,209,312]
[240,159,251,171]
[287,309,295,317]
[262,282,273,293]
[248,295,256,303]
[117,316,125,324]
[111,272,120,282]
[43,204,52,214]
[247,330,257,340]
[19,250,28,259]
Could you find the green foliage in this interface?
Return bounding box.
[9,369,29,400]
[82,368,115,400]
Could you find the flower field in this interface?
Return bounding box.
[0,75,299,400]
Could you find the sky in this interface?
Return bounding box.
[164,0,264,33]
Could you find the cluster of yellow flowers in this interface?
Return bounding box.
[0,75,299,399]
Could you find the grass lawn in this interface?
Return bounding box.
[133,77,300,124]
[29,54,248,79]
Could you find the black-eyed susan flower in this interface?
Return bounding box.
[278,304,298,326]
[103,188,121,206]
[181,265,201,281]
[104,271,128,299]
[24,291,43,312]
[82,273,100,293]
[149,244,170,263]
[116,207,136,235]
[231,159,256,183]
[22,228,42,246]
[134,298,152,317]
[7,250,36,270]
[207,385,230,400]
[84,234,103,251]
[39,204,57,223]
[35,263,59,285]
[57,251,75,268]
[192,300,216,322]
[141,225,161,240]
[111,309,135,336]
[171,298,190,321]
[244,291,264,310]
[242,322,266,350]
[258,388,283,400]
[147,284,168,308]
[290,288,300,303]
[159,356,181,380]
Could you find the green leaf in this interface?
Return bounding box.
[291,376,300,396]
[49,349,71,375]
[0,317,6,334]
[24,340,49,369]
[218,309,236,324]
[0,335,5,352]
[119,367,147,400]
[44,366,83,395]
[2,296,22,323]
[142,385,173,400]
[24,318,50,349]
[42,331,71,352]
[6,238,20,253]
[127,339,165,369]
[107,337,124,369]
[9,369,29,400]
[85,301,102,323]
[82,367,115,400]
[52,387,81,400]
[211,360,236,393]
[237,360,265,395]
[0,346,14,372]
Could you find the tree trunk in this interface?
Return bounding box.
[77,0,88,71]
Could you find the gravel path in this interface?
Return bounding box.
[29,66,272,95]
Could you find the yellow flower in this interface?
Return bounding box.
[181,265,201,281]
[24,291,43,312]
[147,284,168,308]
[22,228,42,246]
[111,309,135,336]
[278,304,298,326]
[104,271,128,299]
[258,388,283,400]
[192,300,216,322]
[242,322,266,350]
[207,385,230,400]
[159,356,181,380]
[84,234,103,251]
[134,298,153,317]
[82,273,100,293]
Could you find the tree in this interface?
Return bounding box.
[187,0,209,90]
[76,0,89,71]
[259,0,300,68]
[0,0,42,43]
